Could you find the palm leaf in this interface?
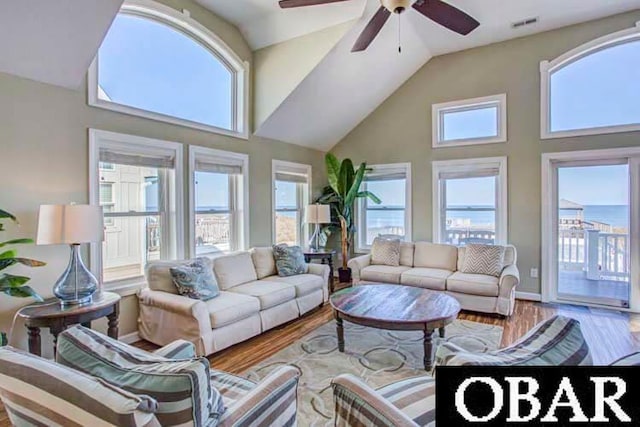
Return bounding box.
[0,210,16,222]
[0,238,33,248]
[0,259,17,271]
[357,191,382,204]
[338,159,355,197]
[1,286,43,302]
[325,153,341,195]
[14,258,46,268]
[0,274,30,288]
[345,162,367,206]
[0,250,17,260]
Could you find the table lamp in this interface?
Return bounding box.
[37,204,104,307]
[306,204,331,251]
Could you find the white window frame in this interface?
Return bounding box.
[188,146,249,257]
[272,160,312,246]
[432,157,508,245]
[88,0,250,139]
[541,147,640,312]
[541,22,640,140]
[89,129,184,293]
[355,163,412,253]
[432,94,507,148]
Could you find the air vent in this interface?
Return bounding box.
[511,17,539,29]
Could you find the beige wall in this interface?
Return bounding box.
[332,10,640,295]
[0,0,326,350]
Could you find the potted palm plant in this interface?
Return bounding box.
[0,209,45,346]
[319,154,380,283]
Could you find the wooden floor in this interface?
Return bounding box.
[2,299,639,426]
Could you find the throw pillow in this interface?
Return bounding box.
[371,237,401,266]
[461,244,505,277]
[57,326,225,427]
[272,244,308,277]
[170,258,220,301]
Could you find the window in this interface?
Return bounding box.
[541,23,640,139]
[272,161,312,246]
[189,146,248,256]
[90,130,184,287]
[432,157,507,245]
[89,1,248,138]
[99,182,115,227]
[432,94,507,147]
[356,163,411,251]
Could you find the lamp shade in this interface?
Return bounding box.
[306,204,331,224]
[37,204,104,245]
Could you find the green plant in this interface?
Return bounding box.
[320,154,380,270]
[0,209,45,301]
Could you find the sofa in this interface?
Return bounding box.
[348,242,520,316]
[332,315,638,427]
[138,247,330,356]
[0,328,300,427]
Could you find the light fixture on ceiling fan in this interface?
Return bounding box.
[278,0,480,52]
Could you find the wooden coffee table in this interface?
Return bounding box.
[330,284,461,370]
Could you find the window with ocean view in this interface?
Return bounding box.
[273,161,311,246]
[432,157,507,246]
[189,146,248,256]
[357,164,411,251]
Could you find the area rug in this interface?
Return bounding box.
[243,320,502,426]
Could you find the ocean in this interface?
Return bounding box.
[265,205,630,230]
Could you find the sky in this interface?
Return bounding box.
[99,14,232,130]
[558,164,628,206]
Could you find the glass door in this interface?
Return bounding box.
[555,162,630,308]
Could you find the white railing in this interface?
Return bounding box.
[559,229,629,280]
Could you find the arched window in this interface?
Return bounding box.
[89,1,248,138]
[541,23,640,139]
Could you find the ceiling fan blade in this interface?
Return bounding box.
[351,6,391,52]
[279,0,351,8]
[412,0,479,35]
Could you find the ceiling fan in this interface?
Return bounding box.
[278,0,480,52]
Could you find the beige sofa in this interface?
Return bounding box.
[138,247,330,356]
[348,242,519,316]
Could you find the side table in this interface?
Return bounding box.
[303,248,336,294]
[16,291,121,357]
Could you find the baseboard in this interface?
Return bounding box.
[516,291,542,302]
[120,331,140,344]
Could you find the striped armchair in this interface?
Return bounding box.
[331,315,592,427]
[0,326,300,427]
[434,315,592,366]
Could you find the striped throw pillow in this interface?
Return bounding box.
[0,346,158,427]
[56,326,224,427]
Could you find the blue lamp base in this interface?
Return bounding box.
[54,244,98,308]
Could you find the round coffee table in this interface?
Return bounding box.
[329,284,461,370]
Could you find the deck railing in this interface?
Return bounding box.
[559,229,629,281]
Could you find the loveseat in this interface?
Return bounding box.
[348,242,519,316]
[138,247,330,356]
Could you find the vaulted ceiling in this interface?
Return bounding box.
[208,0,640,150]
[0,0,123,89]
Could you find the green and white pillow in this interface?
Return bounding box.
[170,257,220,301]
[461,244,505,277]
[57,326,224,427]
[272,244,308,277]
